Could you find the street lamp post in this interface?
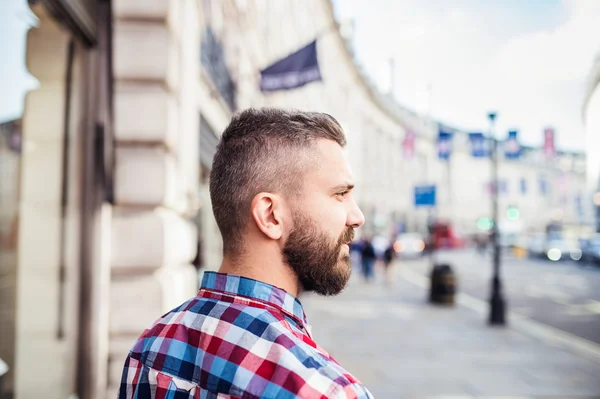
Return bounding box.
[488,112,506,325]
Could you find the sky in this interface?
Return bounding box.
[0,0,38,124]
[333,0,600,151]
[2,1,599,152]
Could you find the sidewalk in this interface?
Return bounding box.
[301,263,600,399]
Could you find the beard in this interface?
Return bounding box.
[283,211,355,296]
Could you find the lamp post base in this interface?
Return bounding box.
[488,288,506,325]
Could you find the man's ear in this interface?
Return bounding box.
[250,193,284,240]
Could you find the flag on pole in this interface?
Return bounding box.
[402,130,416,160]
[505,130,521,159]
[468,132,487,158]
[543,127,556,159]
[260,40,322,92]
[437,127,453,160]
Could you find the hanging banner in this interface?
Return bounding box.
[539,174,548,195]
[437,127,453,160]
[260,40,322,92]
[468,132,487,158]
[543,127,556,159]
[505,130,521,159]
[402,130,416,160]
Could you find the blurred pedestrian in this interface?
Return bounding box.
[117,108,373,398]
[360,237,376,282]
[475,233,488,256]
[349,239,363,271]
[383,241,396,286]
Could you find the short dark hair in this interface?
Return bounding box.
[210,108,346,255]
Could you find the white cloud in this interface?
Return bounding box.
[338,0,600,150]
[482,1,600,148]
[488,6,600,84]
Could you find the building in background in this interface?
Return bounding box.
[440,130,588,240]
[0,1,591,399]
[208,0,443,238]
[584,52,600,232]
[201,0,588,241]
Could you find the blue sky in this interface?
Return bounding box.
[0,0,38,124]
[334,0,600,151]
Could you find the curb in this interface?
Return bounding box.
[398,267,600,364]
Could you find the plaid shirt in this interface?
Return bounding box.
[118,272,373,398]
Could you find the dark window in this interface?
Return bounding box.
[201,27,236,111]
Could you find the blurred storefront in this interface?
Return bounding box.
[584,53,600,232]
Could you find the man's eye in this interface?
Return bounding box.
[337,191,349,197]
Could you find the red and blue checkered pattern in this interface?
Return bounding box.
[118,272,373,398]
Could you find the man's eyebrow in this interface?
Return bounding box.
[332,183,355,191]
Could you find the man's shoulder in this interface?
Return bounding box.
[127,295,304,372]
[123,295,370,397]
[131,294,287,350]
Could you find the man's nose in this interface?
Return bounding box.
[347,199,365,228]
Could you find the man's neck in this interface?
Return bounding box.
[217,255,301,297]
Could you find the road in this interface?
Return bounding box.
[301,251,600,398]
[402,248,600,344]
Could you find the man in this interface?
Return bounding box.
[118,108,372,398]
[359,237,376,282]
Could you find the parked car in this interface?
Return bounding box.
[581,235,600,266]
[527,233,581,261]
[544,237,582,261]
[393,233,426,258]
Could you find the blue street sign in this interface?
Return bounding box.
[414,185,436,207]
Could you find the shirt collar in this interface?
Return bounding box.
[200,271,310,332]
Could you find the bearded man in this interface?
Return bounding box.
[118,108,372,399]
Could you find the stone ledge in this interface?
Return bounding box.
[113,0,170,20]
[113,20,179,89]
[111,207,197,270]
[114,83,178,147]
[109,273,163,336]
[109,265,197,336]
[114,146,178,207]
